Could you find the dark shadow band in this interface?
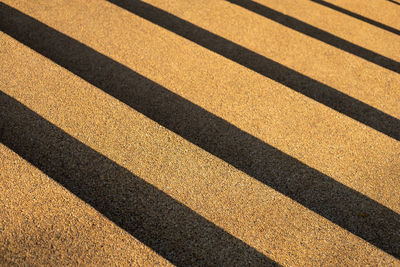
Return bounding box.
[0,91,277,266]
[1,3,399,258]
[226,0,400,72]
[311,0,400,35]
[105,0,400,141]
[388,0,400,6]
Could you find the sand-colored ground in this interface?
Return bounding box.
[0,0,399,266]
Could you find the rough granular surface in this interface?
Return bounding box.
[1,0,399,265]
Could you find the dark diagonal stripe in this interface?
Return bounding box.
[0,92,277,266]
[311,0,400,35]
[388,0,400,6]
[1,3,399,258]
[227,0,400,72]
[107,0,400,141]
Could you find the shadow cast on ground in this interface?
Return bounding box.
[310,0,400,35]
[0,3,399,259]
[226,0,400,72]
[0,92,277,266]
[105,0,400,141]
[388,0,400,6]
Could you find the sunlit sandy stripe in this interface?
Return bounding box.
[306,0,400,33]
[249,0,399,59]
[1,30,398,265]
[3,0,398,214]
[0,144,172,266]
[144,0,400,118]
[309,0,400,35]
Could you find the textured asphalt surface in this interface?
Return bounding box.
[1,0,399,266]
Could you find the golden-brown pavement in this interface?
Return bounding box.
[0,0,399,266]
